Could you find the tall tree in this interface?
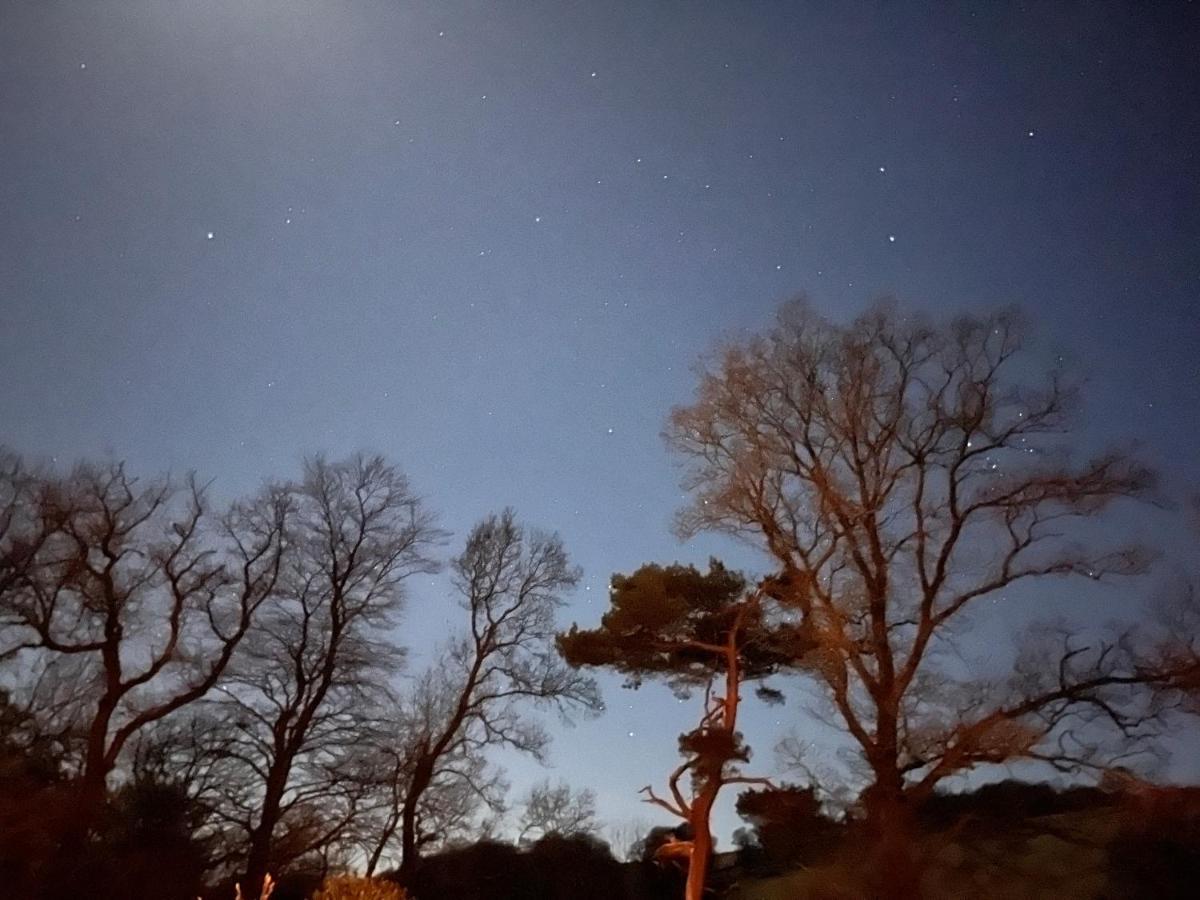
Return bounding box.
[381,510,601,883]
[0,455,287,844]
[559,561,805,900]
[203,454,441,895]
[665,299,1157,897]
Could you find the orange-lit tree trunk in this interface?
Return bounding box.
[691,627,742,900]
[638,595,771,900]
[683,784,718,900]
[862,771,921,900]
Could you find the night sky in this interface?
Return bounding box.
[2,1,1198,845]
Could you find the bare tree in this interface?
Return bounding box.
[666,299,1157,897]
[1143,496,1200,714]
[517,779,599,845]
[202,454,441,895]
[357,703,505,876]
[0,456,287,843]
[377,510,601,884]
[0,449,37,619]
[604,816,656,862]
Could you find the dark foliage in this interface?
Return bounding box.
[1109,823,1200,900]
[558,561,805,690]
[0,690,75,894]
[1106,786,1200,900]
[917,779,1116,832]
[5,772,214,900]
[404,835,676,900]
[733,784,843,873]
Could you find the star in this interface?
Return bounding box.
[205,232,214,240]
[879,166,886,173]
[534,216,541,223]
[888,235,896,242]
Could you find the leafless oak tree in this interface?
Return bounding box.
[202,455,441,895]
[666,300,1157,897]
[0,454,287,843]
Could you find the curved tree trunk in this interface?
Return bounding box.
[397,755,434,886]
[365,806,400,877]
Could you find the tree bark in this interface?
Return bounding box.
[364,807,399,877]
[58,695,119,851]
[397,754,434,885]
[242,762,289,897]
[865,780,922,900]
[684,785,718,900]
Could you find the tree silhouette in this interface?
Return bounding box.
[203,455,442,895]
[1144,496,1200,716]
[733,783,840,872]
[559,560,808,900]
[374,510,601,883]
[666,299,1158,897]
[517,779,599,845]
[0,454,288,848]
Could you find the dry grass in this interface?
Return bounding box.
[311,875,407,900]
[211,872,406,900]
